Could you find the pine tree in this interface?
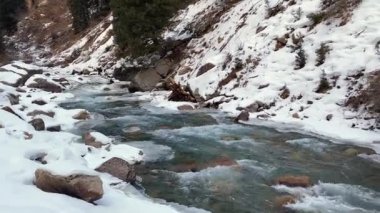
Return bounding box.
[110,0,189,57]
[68,0,91,33]
[0,0,26,52]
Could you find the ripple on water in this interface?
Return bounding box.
[274,182,380,213]
[128,141,175,162]
[286,138,329,153]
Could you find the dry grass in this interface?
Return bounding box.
[309,0,363,27]
[346,71,380,115]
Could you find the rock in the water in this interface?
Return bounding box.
[73,111,90,120]
[177,105,194,111]
[32,99,47,105]
[326,114,333,121]
[27,110,55,118]
[274,195,296,208]
[84,132,109,148]
[95,157,136,183]
[343,147,376,157]
[34,169,103,203]
[29,118,45,131]
[27,78,63,93]
[275,175,311,187]
[234,110,249,122]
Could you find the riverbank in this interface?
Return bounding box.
[0,61,205,213]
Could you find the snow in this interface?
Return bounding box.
[163,0,380,151]
[0,71,22,85]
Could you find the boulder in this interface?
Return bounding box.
[177,105,194,111]
[34,169,103,203]
[173,156,237,173]
[27,78,63,93]
[32,99,47,105]
[274,195,296,208]
[24,131,33,140]
[95,157,136,183]
[197,63,215,77]
[234,110,249,122]
[47,125,61,132]
[84,132,109,148]
[29,118,45,131]
[275,175,311,187]
[27,110,55,118]
[292,113,300,119]
[73,111,90,120]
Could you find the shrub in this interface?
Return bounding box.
[295,47,306,70]
[315,43,331,66]
[68,0,90,33]
[308,0,363,27]
[346,71,380,114]
[315,72,331,93]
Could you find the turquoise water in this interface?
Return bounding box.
[61,84,380,213]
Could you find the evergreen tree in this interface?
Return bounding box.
[68,0,91,33]
[110,0,189,57]
[0,0,26,52]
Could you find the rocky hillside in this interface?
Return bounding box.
[5,0,116,72]
[162,0,380,143]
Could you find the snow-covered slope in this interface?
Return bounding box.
[165,0,380,147]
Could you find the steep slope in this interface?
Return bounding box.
[7,0,116,72]
[164,0,380,144]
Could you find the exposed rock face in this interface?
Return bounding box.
[275,175,311,188]
[29,118,45,131]
[95,157,136,183]
[34,169,103,203]
[27,78,63,93]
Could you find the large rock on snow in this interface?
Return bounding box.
[83,132,111,148]
[34,169,103,203]
[29,118,45,131]
[95,157,136,183]
[27,78,63,93]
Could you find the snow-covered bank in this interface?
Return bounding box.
[0,62,203,213]
[160,0,380,152]
[148,91,380,154]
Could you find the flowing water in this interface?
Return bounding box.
[61,84,380,213]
